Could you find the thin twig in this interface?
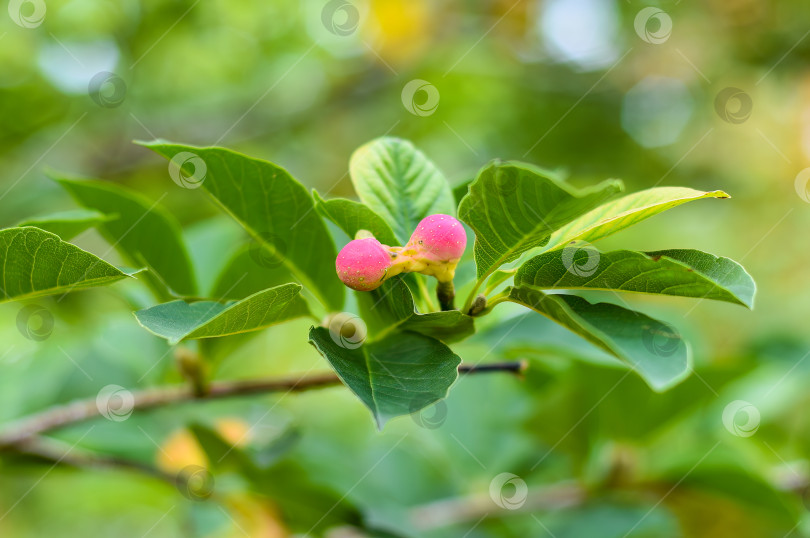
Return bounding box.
[3,436,176,483]
[0,362,526,447]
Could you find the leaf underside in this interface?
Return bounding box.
[507,286,690,391]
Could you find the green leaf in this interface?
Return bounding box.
[544,187,730,252]
[134,283,309,344]
[506,286,689,391]
[312,190,399,246]
[308,326,461,428]
[457,161,623,280]
[357,277,474,343]
[17,209,112,240]
[210,244,295,300]
[0,227,131,302]
[515,248,755,308]
[138,141,343,310]
[51,174,197,297]
[349,137,455,243]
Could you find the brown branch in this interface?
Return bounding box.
[3,436,176,484]
[0,361,526,447]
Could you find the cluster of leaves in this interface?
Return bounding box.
[0,137,755,429]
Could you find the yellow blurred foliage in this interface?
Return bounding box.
[366,0,434,68]
[155,418,251,474]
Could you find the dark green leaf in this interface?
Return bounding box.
[506,286,689,391]
[349,137,455,243]
[139,141,343,310]
[457,161,622,280]
[357,277,474,343]
[308,326,461,428]
[0,227,132,302]
[51,174,197,297]
[134,283,309,344]
[515,248,755,308]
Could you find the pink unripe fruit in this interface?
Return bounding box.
[408,214,467,262]
[335,238,392,291]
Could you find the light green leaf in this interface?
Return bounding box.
[139,141,343,310]
[506,286,689,391]
[17,209,112,240]
[544,187,730,252]
[457,161,623,280]
[134,283,309,344]
[0,227,131,302]
[51,175,197,297]
[349,137,455,243]
[357,277,474,343]
[308,326,461,428]
[515,248,755,308]
[313,190,399,246]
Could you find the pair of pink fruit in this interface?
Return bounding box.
[336,214,467,292]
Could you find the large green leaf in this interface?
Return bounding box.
[0,227,131,302]
[356,277,474,343]
[349,137,455,243]
[17,209,111,240]
[544,187,730,252]
[506,286,689,391]
[457,161,623,280]
[308,326,461,428]
[139,141,343,310]
[134,283,309,344]
[313,190,399,246]
[51,175,197,297]
[515,248,755,308]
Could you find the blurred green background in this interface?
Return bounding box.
[2,0,810,536]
